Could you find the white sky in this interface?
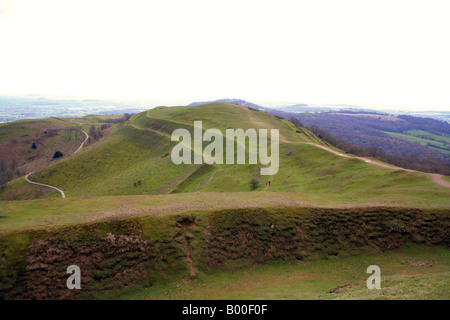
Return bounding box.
[0,0,449,110]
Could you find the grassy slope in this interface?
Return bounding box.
[113,245,449,300]
[383,131,450,155]
[0,177,60,201]
[404,129,450,144]
[0,116,118,200]
[0,117,86,173]
[1,188,449,233]
[3,103,445,200]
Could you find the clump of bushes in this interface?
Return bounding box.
[53,151,63,159]
[249,178,259,190]
[133,180,142,187]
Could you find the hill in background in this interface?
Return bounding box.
[0,103,448,203]
[188,98,264,110]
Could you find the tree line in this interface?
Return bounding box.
[102,113,132,124]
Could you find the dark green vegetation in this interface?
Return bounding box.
[1,207,448,299]
[52,151,63,159]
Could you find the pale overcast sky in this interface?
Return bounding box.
[0,0,449,110]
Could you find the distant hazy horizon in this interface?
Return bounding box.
[1,93,449,113]
[1,0,449,111]
[1,94,449,117]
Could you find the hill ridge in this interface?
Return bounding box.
[1,103,448,202]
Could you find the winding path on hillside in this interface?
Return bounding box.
[24,125,89,198]
[302,142,450,188]
[25,172,66,198]
[72,127,89,155]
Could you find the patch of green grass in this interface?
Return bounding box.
[0,176,60,201]
[404,130,450,144]
[107,245,450,300]
[383,131,450,154]
[1,189,449,233]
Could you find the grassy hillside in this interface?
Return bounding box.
[2,103,446,200]
[0,115,118,200]
[404,129,450,144]
[384,131,450,155]
[115,245,450,300]
[0,117,85,181]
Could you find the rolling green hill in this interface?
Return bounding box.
[0,103,446,199]
[0,103,448,201]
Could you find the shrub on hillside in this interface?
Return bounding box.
[249,178,259,190]
[53,151,63,159]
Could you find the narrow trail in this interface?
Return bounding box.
[73,128,89,155]
[302,142,450,188]
[25,172,66,198]
[193,168,223,192]
[24,123,89,198]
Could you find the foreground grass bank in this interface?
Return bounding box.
[1,206,448,299]
[113,245,450,300]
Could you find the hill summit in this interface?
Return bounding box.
[188,98,264,110]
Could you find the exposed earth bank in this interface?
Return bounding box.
[1,207,448,299]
